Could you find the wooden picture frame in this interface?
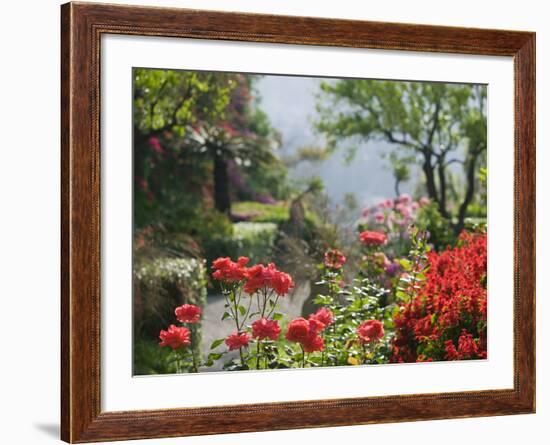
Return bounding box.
[61,1,535,442]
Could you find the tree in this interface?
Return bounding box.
[133,68,234,227]
[184,74,282,213]
[316,80,487,232]
[133,70,283,227]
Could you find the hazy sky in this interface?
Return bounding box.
[256,74,417,209]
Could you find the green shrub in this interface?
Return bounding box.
[228,222,278,263]
[133,338,180,375]
[133,257,207,360]
[416,203,456,250]
[202,221,279,269]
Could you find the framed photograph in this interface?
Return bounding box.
[61,2,535,442]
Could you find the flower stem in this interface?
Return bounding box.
[321,333,325,367]
[266,294,280,319]
[239,347,245,368]
[256,340,262,370]
[190,325,199,373]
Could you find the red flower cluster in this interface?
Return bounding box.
[252,318,282,341]
[212,257,250,282]
[357,320,385,344]
[286,317,325,352]
[391,232,487,363]
[324,249,346,269]
[225,331,250,351]
[309,307,334,329]
[243,263,294,296]
[159,325,191,350]
[212,257,294,296]
[444,329,485,360]
[359,231,387,246]
[175,304,201,323]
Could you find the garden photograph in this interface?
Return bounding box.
[132,68,487,375]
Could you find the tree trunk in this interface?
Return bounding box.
[422,155,437,200]
[213,153,231,214]
[422,152,449,219]
[454,150,478,234]
[394,177,401,198]
[437,157,447,216]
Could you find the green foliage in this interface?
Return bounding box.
[466,167,488,218]
[228,222,278,263]
[185,210,234,262]
[133,66,233,230]
[394,227,431,304]
[133,339,180,375]
[133,257,207,359]
[133,69,287,230]
[201,221,279,271]
[415,202,456,250]
[312,272,394,367]
[133,68,234,135]
[239,160,290,202]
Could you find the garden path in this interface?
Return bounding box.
[200,280,311,371]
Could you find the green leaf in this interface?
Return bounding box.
[398,258,412,271]
[207,352,224,361]
[284,346,295,356]
[272,312,283,321]
[210,339,225,350]
[222,311,231,321]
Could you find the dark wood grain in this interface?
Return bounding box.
[60,2,536,442]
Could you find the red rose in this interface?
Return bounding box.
[225,331,250,351]
[244,263,294,296]
[285,317,311,343]
[243,263,272,294]
[175,304,202,323]
[159,325,191,349]
[212,257,232,270]
[270,269,294,296]
[252,318,282,340]
[309,307,334,329]
[286,317,324,352]
[359,231,387,246]
[324,249,346,269]
[357,320,385,344]
[301,333,324,353]
[212,256,250,283]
